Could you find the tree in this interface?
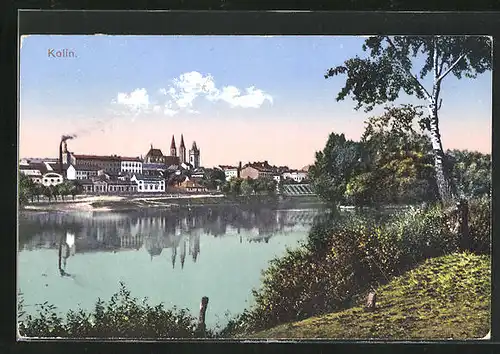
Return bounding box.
[446,149,491,199]
[308,133,363,206]
[58,182,72,201]
[325,35,492,205]
[350,105,438,205]
[18,174,34,206]
[240,178,254,196]
[43,185,53,202]
[70,180,83,200]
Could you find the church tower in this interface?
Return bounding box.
[170,135,177,157]
[189,141,200,169]
[179,134,186,164]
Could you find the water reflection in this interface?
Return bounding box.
[19,207,322,270]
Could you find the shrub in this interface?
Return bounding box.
[18,282,215,339]
[235,204,465,333]
[468,197,491,255]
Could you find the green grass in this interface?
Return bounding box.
[245,253,490,340]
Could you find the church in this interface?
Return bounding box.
[144,134,201,170]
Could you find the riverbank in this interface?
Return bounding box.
[20,194,325,213]
[244,253,491,340]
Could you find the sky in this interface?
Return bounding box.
[19,35,492,169]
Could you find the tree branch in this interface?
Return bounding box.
[436,53,466,83]
[384,36,433,101]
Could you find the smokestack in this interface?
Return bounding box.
[60,134,76,176]
[237,161,242,178]
[59,141,63,175]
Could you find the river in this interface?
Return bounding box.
[17,205,324,330]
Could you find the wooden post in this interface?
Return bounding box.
[196,296,209,337]
[366,291,377,312]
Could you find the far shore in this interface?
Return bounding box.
[20,194,325,213]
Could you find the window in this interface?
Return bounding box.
[139,186,142,190]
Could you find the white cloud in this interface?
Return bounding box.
[113,71,273,118]
[217,86,273,108]
[113,88,150,115]
[157,71,273,116]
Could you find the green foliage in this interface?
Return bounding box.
[18,282,214,339]
[446,149,491,199]
[308,133,363,206]
[324,35,491,204]
[325,36,492,113]
[233,204,487,332]
[223,177,277,197]
[251,253,490,340]
[468,197,491,255]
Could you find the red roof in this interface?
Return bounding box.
[120,157,142,162]
[74,154,120,161]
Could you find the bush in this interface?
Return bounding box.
[468,197,491,255]
[18,282,216,339]
[234,204,464,333]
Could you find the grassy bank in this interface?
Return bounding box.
[247,253,490,340]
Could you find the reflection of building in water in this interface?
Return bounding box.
[188,233,201,262]
[62,231,77,267]
[180,239,187,269]
[171,243,177,269]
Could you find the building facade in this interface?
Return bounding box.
[131,174,166,193]
[240,161,274,180]
[120,157,143,174]
[189,141,201,169]
[71,154,121,174]
[282,170,308,183]
[41,172,64,186]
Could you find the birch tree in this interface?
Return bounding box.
[325,36,492,205]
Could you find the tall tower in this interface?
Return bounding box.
[179,134,186,164]
[170,135,177,157]
[189,141,200,169]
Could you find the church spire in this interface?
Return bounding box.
[179,134,186,164]
[170,135,177,157]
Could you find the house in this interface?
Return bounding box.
[41,172,64,187]
[131,174,166,193]
[282,170,308,183]
[71,154,121,174]
[142,162,167,177]
[107,180,138,193]
[218,165,239,181]
[120,157,143,175]
[144,145,165,164]
[178,177,208,193]
[190,168,206,179]
[240,161,274,180]
[19,162,48,184]
[66,164,100,180]
[180,162,193,171]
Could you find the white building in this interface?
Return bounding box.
[282,170,308,183]
[131,174,165,193]
[218,165,238,181]
[41,172,64,186]
[66,164,100,180]
[19,161,48,184]
[120,157,143,175]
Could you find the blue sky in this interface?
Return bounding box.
[19,35,492,168]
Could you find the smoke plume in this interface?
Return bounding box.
[61,134,77,142]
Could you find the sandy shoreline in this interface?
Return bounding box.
[21,194,227,213]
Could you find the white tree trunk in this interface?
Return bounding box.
[427,106,454,205]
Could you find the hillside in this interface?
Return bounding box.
[247,253,490,340]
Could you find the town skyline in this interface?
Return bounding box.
[20,35,492,168]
